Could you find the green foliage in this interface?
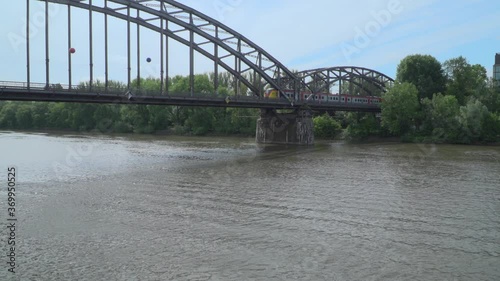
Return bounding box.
[388,54,500,143]
[443,56,488,105]
[345,113,382,140]
[457,99,490,143]
[313,114,342,139]
[421,94,461,142]
[0,74,261,137]
[381,82,420,135]
[472,78,500,113]
[14,104,33,129]
[0,102,18,128]
[396,54,446,101]
[481,112,500,143]
[2,59,498,144]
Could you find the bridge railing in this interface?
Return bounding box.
[0,81,381,109]
[0,81,47,89]
[0,80,287,102]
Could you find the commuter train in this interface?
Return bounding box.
[264,89,382,105]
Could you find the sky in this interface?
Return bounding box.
[1,0,499,86]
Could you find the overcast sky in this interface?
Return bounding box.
[1,0,499,86]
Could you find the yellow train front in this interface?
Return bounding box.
[264,89,280,99]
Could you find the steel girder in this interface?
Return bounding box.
[298,66,395,96]
[37,0,306,99]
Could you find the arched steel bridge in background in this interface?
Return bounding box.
[1,0,394,112]
[298,67,394,97]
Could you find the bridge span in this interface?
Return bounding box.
[2,0,395,145]
[0,81,383,112]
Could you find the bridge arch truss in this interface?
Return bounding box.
[298,66,394,96]
[30,0,306,98]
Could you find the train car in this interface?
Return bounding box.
[264,88,279,99]
[264,88,382,105]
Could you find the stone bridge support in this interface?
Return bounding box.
[256,109,314,145]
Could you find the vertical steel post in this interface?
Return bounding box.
[89,0,93,90]
[253,68,257,97]
[136,9,141,89]
[277,68,281,98]
[160,1,164,94]
[68,4,72,90]
[258,53,262,98]
[189,14,194,96]
[127,6,131,89]
[26,0,30,90]
[214,26,219,96]
[236,38,241,96]
[104,0,108,91]
[327,71,331,93]
[165,20,169,94]
[45,0,50,88]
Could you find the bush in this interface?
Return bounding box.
[313,114,342,139]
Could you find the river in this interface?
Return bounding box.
[0,131,499,281]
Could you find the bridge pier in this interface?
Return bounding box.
[256,109,314,145]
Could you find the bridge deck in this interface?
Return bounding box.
[0,82,381,113]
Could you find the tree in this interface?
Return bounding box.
[345,112,382,140]
[478,79,500,113]
[481,112,500,143]
[0,102,18,128]
[396,54,446,101]
[443,56,488,105]
[421,94,461,142]
[381,82,420,136]
[15,104,34,129]
[313,114,342,139]
[31,102,49,129]
[457,99,490,143]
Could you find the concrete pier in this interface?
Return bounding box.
[256,109,314,145]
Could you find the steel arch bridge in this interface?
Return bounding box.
[27,0,307,97]
[298,66,395,97]
[1,0,394,113]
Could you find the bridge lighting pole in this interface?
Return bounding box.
[26,0,30,90]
